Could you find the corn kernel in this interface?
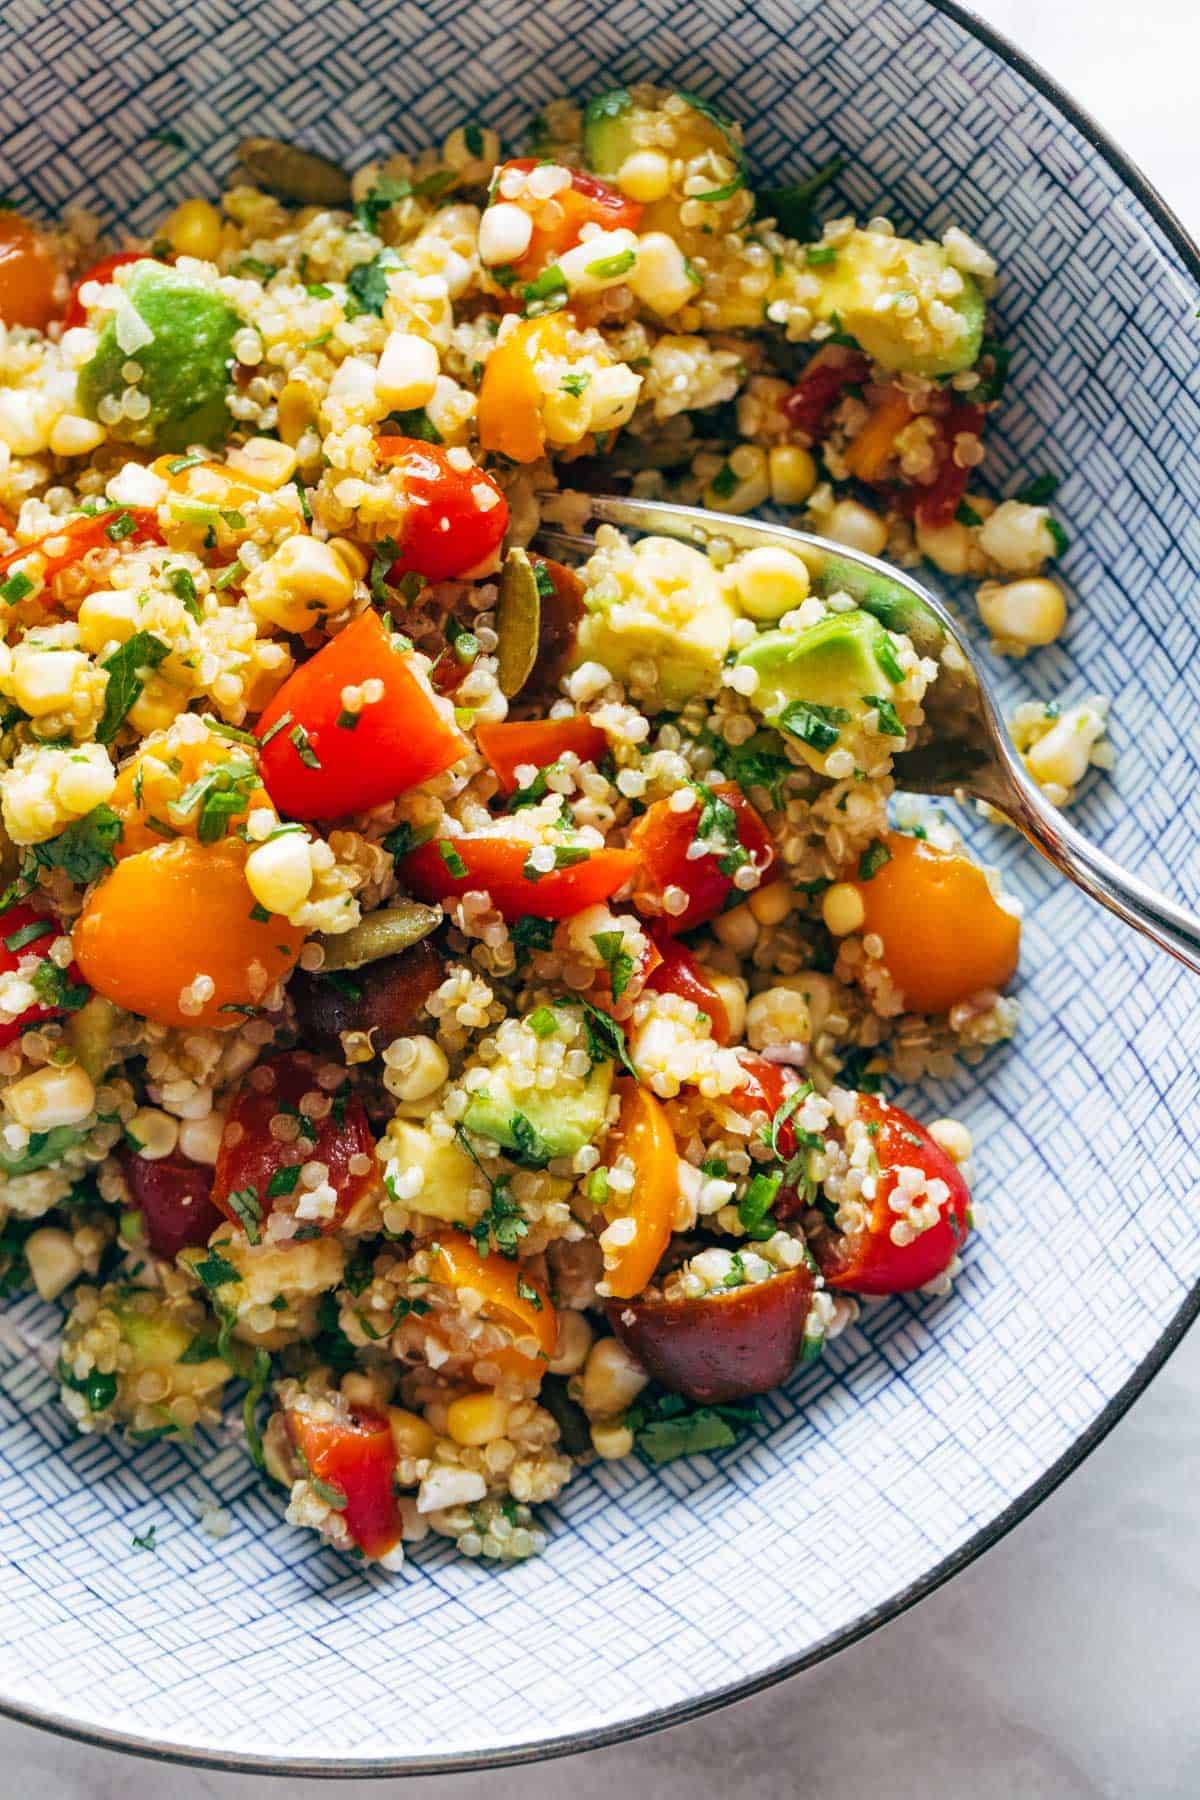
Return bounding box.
[445,1391,511,1447]
[245,831,313,916]
[591,1420,634,1459]
[11,649,88,717]
[768,443,818,507]
[628,231,699,317]
[929,1118,973,1163]
[976,578,1066,650]
[127,1107,180,1161]
[162,197,224,262]
[826,498,888,557]
[178,1113,225,1165]
[746,983,812,1050]
[226,436,298,489]
[77,587,141,653]
[385,1034,449,1104]
[55,752,116,815]
[24,1227,84,1302]
[478,201,534,268]
[586,362,641,434]
[244,534,354,633]
[748,879,794,925]
[389,1408,438,1460]
[730,546,811,621]
[277,381,317,447]
[559,228,639,295]
[822,882,866,936]
[704,446,769,515]
[617,150,673,204]
[4,1063,96,1130]
[706,972,747,1041]
[126,674,184,735]
[49,414,107,458]
[328,536,368,581]
[579,1336,648,1418]
[376,330,440,410]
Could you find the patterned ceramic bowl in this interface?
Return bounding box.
[0,0,1197,1774]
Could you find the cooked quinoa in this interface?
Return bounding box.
[0,85,1099,1567]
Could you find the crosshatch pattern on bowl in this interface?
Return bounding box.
[1,0,1199,1770]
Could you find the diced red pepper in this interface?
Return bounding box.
[120,1149,224,1261]
[212,1052,376,1238]
[374,437,509,582]
[285,1403,402,1559]
[813,1093,970,1294]
[644,923,731,1043]
[0,902,84,1047]
[630,783,774,934]
[401,833,637,921]
[255,609,467,821]
[782,345,871,440]
[475,715,608,793]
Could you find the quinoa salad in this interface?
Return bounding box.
[0,87,1112,1568]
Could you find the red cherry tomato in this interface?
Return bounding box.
[783,345,871,441]
[643,924,731,1043]
[0,506,164,587]
[0,902,83,1047]
[630,783,774,933]
[475,715,608,793]
[212,1052,376,1238]
[608,1264,816,1404]
[255,610,467,821]
[492,159,643,283]
[62,251,147,330]
[0,213,62,331]
[814,1093,970,1295]
[374,437,509,581]
[402,832,638,922]
[120,1149,224,1261]
[285,1402,402,1559]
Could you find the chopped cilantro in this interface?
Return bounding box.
[96,631,171,743]
[866,694,905,738]
[560,372,591,397]
[29,805,122,887]
[354,174,412,234]
[591,929,634,1000]
[288,722,322,769]
[1015,473,1059,506]
[709,462,737,499]
[1,569,34,606]
[384,407,441,443]
[438,840,468,879]
[778,699,850,752]
[528,1005,558,1038]
[858,838,892,881]
[579,998,637,1078]
[738,1171,781,1240]
[192,1248,239,1292]
[131,1525,157,1552]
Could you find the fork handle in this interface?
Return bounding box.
[1000,771,1200,974]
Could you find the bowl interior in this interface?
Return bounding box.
[1,0,1199,1772]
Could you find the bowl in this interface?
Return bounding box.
[1,0,1198,1774]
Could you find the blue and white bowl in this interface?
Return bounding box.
[0,0,1197,1773]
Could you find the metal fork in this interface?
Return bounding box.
[535,494,1200,975]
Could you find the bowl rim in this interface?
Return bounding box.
[3,0,1198,1777]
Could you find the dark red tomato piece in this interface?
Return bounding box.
[608,1264,816,1404]
[644,923,731,1043]
[62,251,148,330]
[402,833,637,921]
[630,782,774,934]
[285,1402,402,1559]
[255,609,467,821]
[493,159,643,283]
[814,1093,970,1295]
[0,902,83,1048]
[0,212,62,331]
[475,715,608,793]
[374,437,509,582]
[902,401,987,527]
[120,1149,224,1260]
[526,555,585,700]
[212,1052,376,1238]
[783,345,871,440]
[290,937,444,1055]
[0,506,164,586]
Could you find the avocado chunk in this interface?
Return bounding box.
[574,534,740,708]
[737,608,905,773]
[464,1058,613,1164]
[583,89,637,175]
[383,1120,479,1225]
[810,230,984,377]
[77,261,242,451]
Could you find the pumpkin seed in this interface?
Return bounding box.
[496,546,540,699]
[236,137,352,207]
[316,900,441,972]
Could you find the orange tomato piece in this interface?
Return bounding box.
[285,1403,402,1560]
[109,734,269,859]
[476,313,571,464]
[427,1229,557,1360]
[492,161,644,285]
[602,1081,677,1300]
[852,830,1020,1014]
[0,212,62,330]
[72,837,304,1029]
[475,716,607,792]
[630,782,774,934]
[843,386,914,483]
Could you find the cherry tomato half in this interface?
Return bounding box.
[609,1264,816,1404]
[630,782,774,933]
[212,1052,376,1239]
[285,1402,402,1559]
[0,212,62,331]
[401,832,637,922]
[374,437,509,581]
[0,506,164,587]
[62,251,148,331]
[475,715,607,793]
[814,1093,970,1295]
[120,1149,224,1261]
[644,924,731,1043]
[600,1081,678,1300]
[255,610,467,821]
[783,345,871,441]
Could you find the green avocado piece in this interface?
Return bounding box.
[812,230,984,377]
[583,89,637,174]
[77,261,242,452]
[464,1059,613,1164]
[737,608,903,771]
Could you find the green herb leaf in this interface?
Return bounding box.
[438,839,468,879]
[345,250,397,317]
[384,406,442,443]
[1015,473,1059,506]
[131,1524,158,1551]
[4,916,55,953]
[192,1248,240,1292]
[584,247,635,281]
[738,1170,781,1240]
[354,174,412,234]
[756,155,845,239]
[865,694,905,737]
[225,1185,262,1244]
[96,632,171,743]
[579,998,637,1079]
[288,722,322,769]
[30,805,122,887]
[591,929,634,1000]
[858,837,892,881]
[777,699,850,752]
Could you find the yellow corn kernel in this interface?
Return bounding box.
[24,1227,84,1302]
[11,649,89,717]
[126,673,184,735]
[244,534,354,633]
[768,443,818,507]
[579,1337,649,1419]
[277,381,318,447]
[706,971,747,1041]
[244,831,313,916]
[328,536,368,581]
[445,1390,511,1447]
[976,578,1066,651]
[628,231,698,316]
[49,414,107,458]
[730,545,811,621]
[826,498,888,557]
[704,446,769,515]
[126,1107,179,1161]
[591,1420,635,1459]
[388,1408,438,1461]
[56,753,117,815]
[4,1063,96,1130]
[76,588,141,653]
[748,879,794,926]
[822,881,866,937]
[162,197,224,262]
[617,151,673,204]
[226,437,298,489]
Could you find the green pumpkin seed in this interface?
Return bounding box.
[496,547,540,699]
[316,900,441,972]
[236,137,352,207]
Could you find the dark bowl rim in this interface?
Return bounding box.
[3,0,1198,1777]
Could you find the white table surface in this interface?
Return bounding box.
[7,2,1200,1793]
